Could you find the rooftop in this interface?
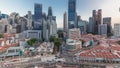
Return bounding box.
[80,43,120,59]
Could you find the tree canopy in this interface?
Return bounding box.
[0,34,3,38]
[49,36,62,53]
[49,36,56,42]
[27,38,37,46]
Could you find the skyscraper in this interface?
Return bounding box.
[78,20,88,34]
[34,3,42,21]
[42,14,47,40]
[0,11,1,20]
[27,11,32,30]
[88,17,93,33]
[63,12,68,32]
[98,24,107,35]
[103,17,112,35]
[114,23,120,37]
[68,0,77,29]
[77,15,81,27]
[48,6,53,17]
[93,9,102,34]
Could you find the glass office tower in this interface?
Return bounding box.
[34,3,42,21]
[68,0,77,29]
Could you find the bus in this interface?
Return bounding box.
[0,47,24,58]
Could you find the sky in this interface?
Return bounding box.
[0,0,120,28]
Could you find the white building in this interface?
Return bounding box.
[0,19,9,33]
[49,20,57,37]
[37,42,54,55]
[98,24,107,35]
[68,28,81,40]
[20,30,42,41]
[9,12,20,25]
[42,18,49,41]
[66,39,82,51]
[114,23,120,37]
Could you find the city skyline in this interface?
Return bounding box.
[0,0,120,28]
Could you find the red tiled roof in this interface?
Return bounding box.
[3,34,15,38]
[80,44,120,59]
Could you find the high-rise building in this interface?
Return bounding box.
[93,9,102,34]
[98,24,107,35]
[33,4,42,30]
[114,23,120,37]
[77,15,81,27]
[47,6,53,21]
[88,17,93,33]
[103,17,112,35]
[68,0,77,29]
[42,18,47,40]
[0,19,9,33]
[0,11,1,20]
[34,3,42,21]
[18,17,27,32]
[48,6,53,17]
[52,16,56,21]
[27,11,33,30]
[49,20,57,37]
[78,20,88,34]
[42,13,48,41]
[9,12,20,25]
[63,12,68,32]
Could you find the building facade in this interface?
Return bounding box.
[78,20,88,34]
[63,12,68,32]
[93,9,102,34]
[20,30,42,41]
[34,3,42,21]
[47,6,53,18]
[68,28,81,40]
[103,17,112,35]
[66,39,82,51]
[68,0,77,29]
[88,17,93,33]
[98,24,107,35]
[114,23,120,37]
[27,11,33,30]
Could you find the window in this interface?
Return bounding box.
[8,50,15,53]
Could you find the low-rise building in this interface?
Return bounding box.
[81,34,94,47]
[37,42,54,55]
[68,28,81,40]
[66,39,82,51]
[0,33,19,50]
[20,30,42,41]
[76,43,120,64]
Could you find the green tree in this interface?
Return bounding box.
[49,36,62,54]
[27,38,37,46]
[0,34,3,38]
[53,38,62,53]
[49,36,55,42]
